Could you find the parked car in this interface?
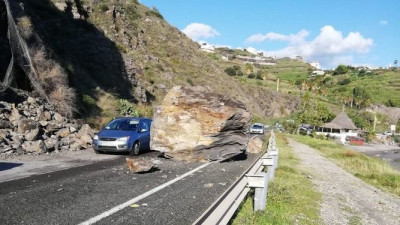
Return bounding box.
[250,123,264,134]
[93,117,152,155]
[384,131,393,136]
[299,124,313,135]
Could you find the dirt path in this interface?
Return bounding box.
[287,138,400,225]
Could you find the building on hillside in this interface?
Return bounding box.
[200,43,214,53]
[309,61,321,70]
[315,112,359,143]
[310,70,325,79]
[236,55,277,66]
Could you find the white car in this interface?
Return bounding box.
[384,131,393,136]
[250,123,264,134]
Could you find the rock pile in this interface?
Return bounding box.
[151,86,252,161]
[0,97,94,156]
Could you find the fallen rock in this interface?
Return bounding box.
[9,107,21,126]
[78,124,94,138]
[125,158,154,173]
[57,128,70,138]
[22,140,46,154]
[17,119,37,134]
[44,138,58,150]
[25,128,39,141]
[247,137,264,154]
[151,86,251,161]
[39,120,48,127]
[53,112,64,123]
[0,119,13,129]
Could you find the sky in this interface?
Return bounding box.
[140,0,399,69]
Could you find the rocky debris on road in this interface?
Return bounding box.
[151,86,252,161]
[125,158,155,173]
[0,97,95,157]
[247,137,264,154]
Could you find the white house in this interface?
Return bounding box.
[200,43,214,53]
[316,112,359,143]
[309,61,321,70]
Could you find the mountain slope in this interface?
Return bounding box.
[0,0,299,127]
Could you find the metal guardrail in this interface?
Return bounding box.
[193,130,279,225]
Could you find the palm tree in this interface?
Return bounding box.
[395,59,398,69]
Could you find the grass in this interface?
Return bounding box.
[231,134,321,225]
[292,135,400,196]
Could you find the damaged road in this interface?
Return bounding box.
[0,150,260,225]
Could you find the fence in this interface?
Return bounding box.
[1,0,49,102]
[194,130,279,224]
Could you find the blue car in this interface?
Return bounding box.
[93,117,152,155]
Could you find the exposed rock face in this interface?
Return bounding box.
[151,86,252,161]
[0,96,95,157]
[247,137,263,154]
[367,105,400,124]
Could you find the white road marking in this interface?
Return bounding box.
[78,162,212,225]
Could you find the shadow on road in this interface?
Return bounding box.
[0,162,23,171]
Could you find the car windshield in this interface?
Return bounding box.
[104,119,139,131]
[252,125,263,129]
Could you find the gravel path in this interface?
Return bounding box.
[287,138,400,225]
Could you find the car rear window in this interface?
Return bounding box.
[105,119,139,131]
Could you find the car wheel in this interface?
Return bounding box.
[130,142,140,156]
[94,150,101,154]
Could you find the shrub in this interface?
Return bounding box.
[338,78,351,85]
[386,99,400,107]
[224,67,236,76]
[118,99,139,116]
[99,4,109,12]
[248,73,255,79]
[256,74,263,80]
[187,78,194,86]
[82,94,96,106]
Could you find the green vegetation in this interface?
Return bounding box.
[292,135,400,196]
[232,135,321,225]
[333,64,349,75]
[118,99,139,117]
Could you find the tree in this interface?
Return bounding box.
[245,63,253,75]
[352,86,371,109]
[334,64,348,75]
[295,92,334,126]
[395,59,398,68]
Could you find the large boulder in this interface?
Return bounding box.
[151,86,251,161]
[247,137,264,154]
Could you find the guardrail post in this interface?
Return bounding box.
[247,172,268,211]
[262,156,274,181]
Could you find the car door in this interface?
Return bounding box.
[138,120,150,150]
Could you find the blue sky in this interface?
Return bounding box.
[141,0,399,69]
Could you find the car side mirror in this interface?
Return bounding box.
[140,128,148,133]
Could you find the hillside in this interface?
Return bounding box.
[0,0,299,128]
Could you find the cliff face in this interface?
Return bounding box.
[0,0,299,126]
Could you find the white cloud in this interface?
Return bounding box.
[246,26,373,67]
[246,29,309,44]
[182,23,220,40]
[380,20,388,26]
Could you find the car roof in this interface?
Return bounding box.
[113,117,152,121]
[253,123,263,126]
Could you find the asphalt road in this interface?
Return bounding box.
[0,149,260,225]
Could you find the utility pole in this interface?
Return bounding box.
[373,113,377,132]
[276,78,280,91]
